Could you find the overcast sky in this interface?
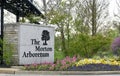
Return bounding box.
[109,0,118,17]
[35,0,118,17]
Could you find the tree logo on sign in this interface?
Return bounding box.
[41,30,50,45]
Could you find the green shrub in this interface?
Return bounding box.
[92,51,115,60]
[67,34,112,58]
[54,36,62,51]
[0,39,14,66]
[54,50,65,61]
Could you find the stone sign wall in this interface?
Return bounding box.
[19,24,54,65]
[4,23,19,65]
[4,23,54,65]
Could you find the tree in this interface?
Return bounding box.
[113,21,120,36]
[47,0,75,53]
[47,0,67,52]
[41,30,50,45]
[75,0,109,36]
[63,0,76,49]
[113,0,120,35]
[48,10,67,51]
[115,0,120,18]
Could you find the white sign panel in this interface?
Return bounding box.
[19,24,54,65]
[0,7,1,35]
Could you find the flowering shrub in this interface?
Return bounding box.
[24,56,77,71]
[111,37,120,56]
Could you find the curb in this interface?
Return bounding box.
[0,68,20,74]
[15,71,120,75]
[1,68,120,75]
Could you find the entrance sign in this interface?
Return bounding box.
[0,0,44,65]
[19,24,54,65]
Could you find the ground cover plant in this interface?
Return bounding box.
[24,56,77,71]
[68,58,120,71]
[24,55,120,71]
[68,64,120,71]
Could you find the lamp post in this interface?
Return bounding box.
[0,0,4,64]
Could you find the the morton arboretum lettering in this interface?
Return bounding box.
[22,39,52,58]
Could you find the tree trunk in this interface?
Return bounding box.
[60,26,66,52]
[67,23,70,49]
[92,0,97,36]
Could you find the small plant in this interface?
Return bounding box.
[0,39,14,66]
[75,58,120,66]
[54,50,65,61]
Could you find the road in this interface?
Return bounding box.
[0,74,120,76]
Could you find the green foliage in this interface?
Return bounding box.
[67,34,112,58]
[54,50,65,61]
[26,14,41,23]
[55,36,67,57]
[0,39,14,66]
[54,36,61,51]
[74,19,90,34]
[49,11,67,25]
[106,29,119,38]
[92,51,115,59]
